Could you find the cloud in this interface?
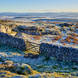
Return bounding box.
[1,9,78,13]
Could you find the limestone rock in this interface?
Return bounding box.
[0,32,26,51]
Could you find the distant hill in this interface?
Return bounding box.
[0,12,78,17]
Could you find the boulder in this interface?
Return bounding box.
[12,63,33,75]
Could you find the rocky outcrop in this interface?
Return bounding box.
[12,63,33,75]
[0,60,33,76]
[40,43,78,62]
[0,32,26,51]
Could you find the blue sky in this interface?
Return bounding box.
[0,0,78,12]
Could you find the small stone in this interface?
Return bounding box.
[21,64,33,74]
[0,62,2,64]
[72,65,78,71]
[0,75,6,77]
[71,72,78,76]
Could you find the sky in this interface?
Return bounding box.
[0,0,78,13]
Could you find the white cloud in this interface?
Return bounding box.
[1,9,78,13]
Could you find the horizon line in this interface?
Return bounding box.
[0,11,78,13]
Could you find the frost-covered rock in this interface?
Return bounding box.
[12,63,33,75]
[0,32,26,51]
[40,43,78,62]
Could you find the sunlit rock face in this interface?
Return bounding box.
[0,24,17,36]
[0,32,26,51]
[0,24,11,33]
[0,25,7,33]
